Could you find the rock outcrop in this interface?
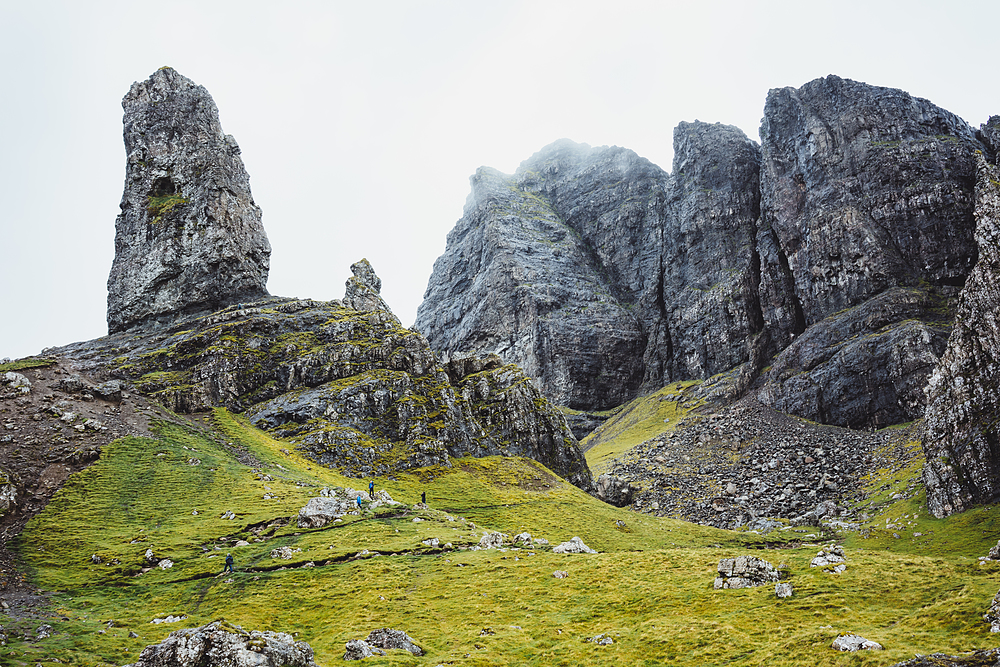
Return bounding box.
[922,147,1000,517]
[754,75,979,426]
[123,619,319,667]
[107,67,271,334]
[417,122,763,411]
[66,262,592,487]
[418,76,984,432]
[713,556,782,589]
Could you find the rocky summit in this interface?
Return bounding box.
[106,67,271,334]
[419,76,984,433]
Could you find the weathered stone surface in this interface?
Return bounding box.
[984,588,1000,633]
[107,67,271,334]
[417,123,762,410]
[63,270,592,487]
[420,78,981,431]
[832,634,883,652]
[757,286,952,428]
[365,628,423,656]
[714,555,781,589]
[593,473,634,507]
[343,639,384,660]
[343,258,394,316]
[122,619,319,667]
[1,372,31,398]
[810,544,847,573]
[923,154,1000,517]
[552,536,596,554]
[887,649,1000,667]
[775,582,793,598]
[758,74,978,350]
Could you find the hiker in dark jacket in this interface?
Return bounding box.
[224,553,235,574]
[369,480,375,500]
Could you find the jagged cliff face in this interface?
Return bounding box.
[106,67,271,334]
[758,75,978,349]
[419,76,984,431]
[922,137,1000,517]
[416,123,763,409]
[754,76,979,427]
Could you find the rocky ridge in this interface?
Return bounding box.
[922,119,1000,517]
[418,75,985,435]
[106,67,271,334]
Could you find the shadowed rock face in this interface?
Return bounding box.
[419,76,986,433]
[758,75,979,350]
[107,67,271,334]
[416,122,763,410]
[922,149,1000,517]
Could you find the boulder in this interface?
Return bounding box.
[831,634,883,651]
[552,536,597,554]
[984,588,1000,632]
[775,582,793,598]
[478,532,506,550]
[365,628,423,656]
[343,639,384,660]
[122,619,319,667]
[1,372,30,397]
[810,545,847,573]
[593,474,635,507]
[714,556,781,589]
[297,496,351,529]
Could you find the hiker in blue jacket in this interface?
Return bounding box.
[369,480,375,500]
[224,553,234,574]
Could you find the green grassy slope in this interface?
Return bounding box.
[5,409,1000,666]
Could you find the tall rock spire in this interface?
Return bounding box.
[106,67,271,333]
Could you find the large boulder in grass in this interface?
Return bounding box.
[122,619,319,666]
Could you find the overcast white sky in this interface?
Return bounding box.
[1,0,997,360]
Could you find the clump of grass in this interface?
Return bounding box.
[0,357,56,372]
[146,193,189,223]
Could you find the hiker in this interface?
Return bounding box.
[369,480,375,500]
[224,553,234,574]
[421,490,426,505]
[356,495,363,509]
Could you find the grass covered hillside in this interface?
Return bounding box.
[4,406,1000,666]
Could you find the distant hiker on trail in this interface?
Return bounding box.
[357,495,363,509]
[369,480,375,500]
[421,490,426,505]
[224,553,234,574]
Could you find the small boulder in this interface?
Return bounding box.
[831,634,883,651]
[775,582,794,598]
[366,628,423,656]
[552,537,597,554]
[1,372,31,397]
[344,639,384,660]
[478,532,506,550]
[984,588,1000,632]
[715,556,781,589]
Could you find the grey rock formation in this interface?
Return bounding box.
[758,75,978,349]
[886,649,1000,667]
[831,634,883,652]
[592,473,634,507]
[67,263,592,488]
[756,286,952,428]
[365,628,423,656]
[343,639,385,660]
[922,153,1000,517]
[417,123,763,411]
[714,556,781,589]
[122,620,319,667]
[552,536,597,554]
[419,75,984,432]
[107,67,271,334]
